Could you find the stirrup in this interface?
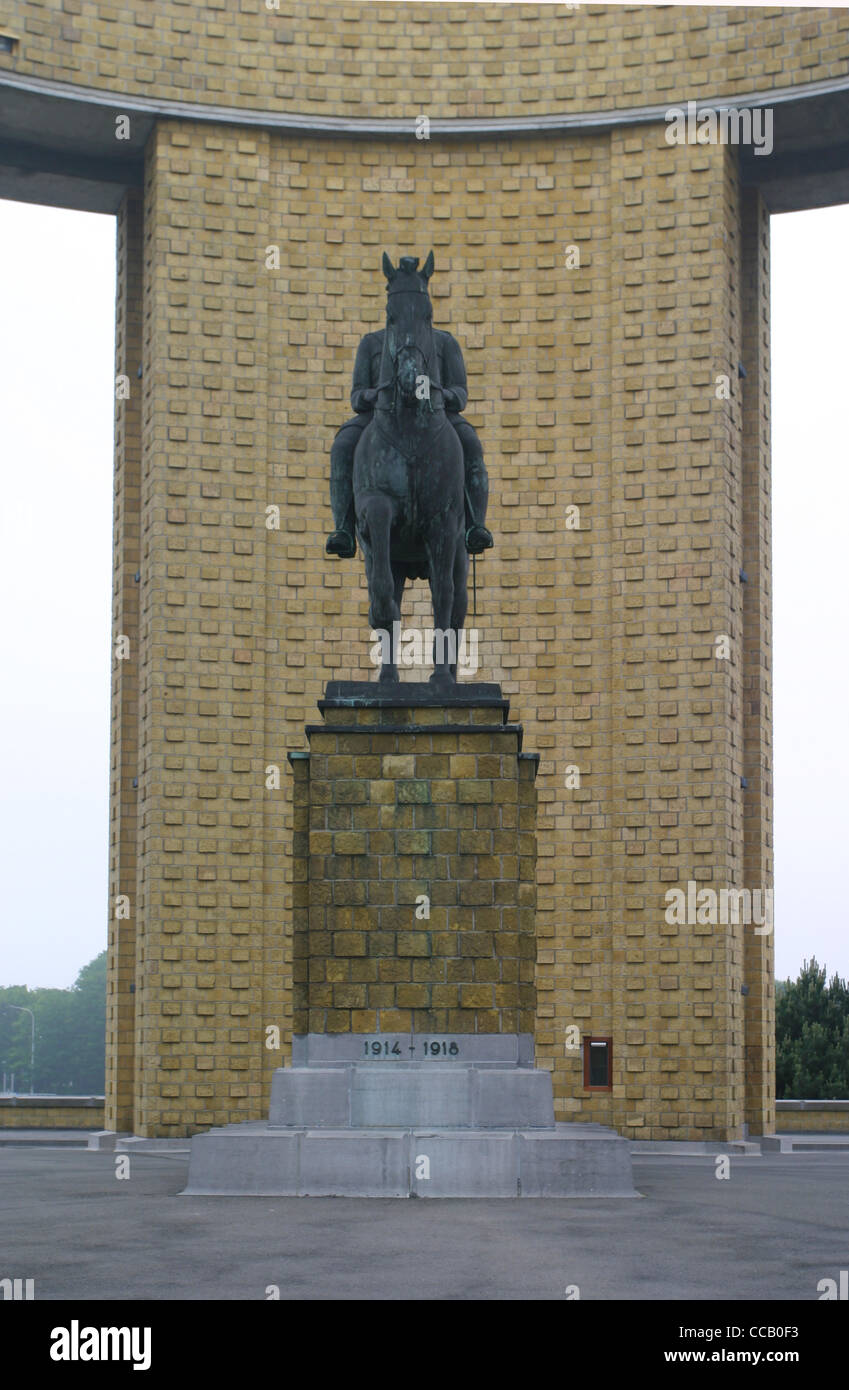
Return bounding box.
[465,524,493,555]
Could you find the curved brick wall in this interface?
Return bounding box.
[0,3,847,121]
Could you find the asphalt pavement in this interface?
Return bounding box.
[1,1146,847,1300]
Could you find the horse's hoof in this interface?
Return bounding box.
[429,670,455,687]
[378,666,399,684]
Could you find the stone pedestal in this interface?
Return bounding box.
[183,685,634,1197]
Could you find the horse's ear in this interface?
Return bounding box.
[422,250,435,281]
[382,252,396,281]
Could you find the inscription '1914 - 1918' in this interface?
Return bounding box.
[363,1040,460,1058]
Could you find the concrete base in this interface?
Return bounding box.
[183,1121,636,1198]
[184,1034,635,1197]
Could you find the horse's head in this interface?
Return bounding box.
[381,251,436,404]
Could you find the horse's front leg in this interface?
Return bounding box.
[425,526,457,685]
[448,538,470,682]
[391,565,407,677]
[360,494,400,683]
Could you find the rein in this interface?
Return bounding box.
[374,341,446,416]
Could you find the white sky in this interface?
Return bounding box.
[0,191,847,990]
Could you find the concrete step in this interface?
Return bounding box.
[183,1121,637,1198]
[762,1133,849,1153]
[0,1129,93,1147]
[632,1141,762,1156]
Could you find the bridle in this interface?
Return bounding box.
[375,287,446,414]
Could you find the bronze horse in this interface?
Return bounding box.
[352,252,468,684]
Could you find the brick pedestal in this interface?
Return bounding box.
[289,682,539,1037]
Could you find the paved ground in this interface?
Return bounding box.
[1,1146,847,1300]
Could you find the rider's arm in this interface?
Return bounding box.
[440,333,468,413]
[351,334,378,412]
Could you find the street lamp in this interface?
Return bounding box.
[7,1006,35,1094]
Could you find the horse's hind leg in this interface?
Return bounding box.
[361,495,400,683]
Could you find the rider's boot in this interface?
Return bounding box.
[326,530,356,558]
[463,458,493,555]
[465,524,493,554]
[327,431,359,559]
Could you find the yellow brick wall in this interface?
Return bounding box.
[292,702,538,1035]
[132,124,277,1136]
[776,1105,849,1134]
[0,1100,105,1129]
[1,3,846,122]
[740,188,775,1137]
[105,190,142,1135]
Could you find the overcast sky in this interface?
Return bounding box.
[0,186,847,992]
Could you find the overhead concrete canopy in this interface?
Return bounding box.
[2,66,849,215]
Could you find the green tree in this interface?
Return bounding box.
[0,985,35,1091]
[0,950,106,1095]
[776,958,849,1098]
[68,952,107,1094]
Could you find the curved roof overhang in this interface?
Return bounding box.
[1,68,848,216]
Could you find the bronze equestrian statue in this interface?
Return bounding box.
[326,252,493,684]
